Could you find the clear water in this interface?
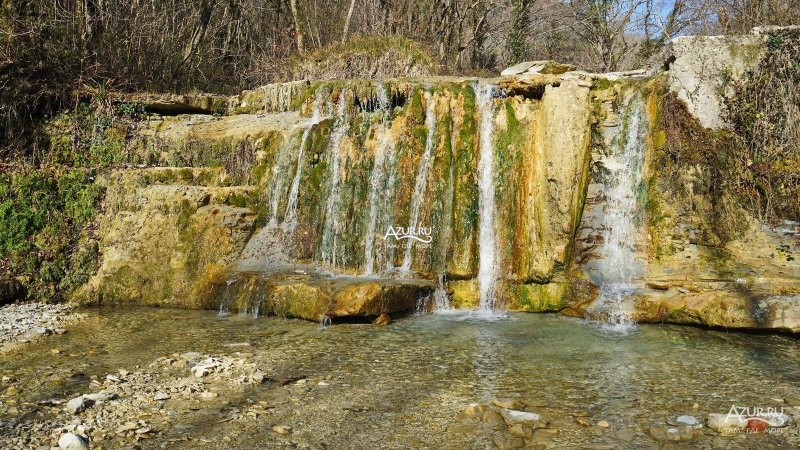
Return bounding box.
[2,308,798,449]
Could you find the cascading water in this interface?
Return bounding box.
[380,130,400,273]
[594,91,648,332]
[400,92,437,274]
[432,274,451,312]
[475,83,499,315]
[266,133,301,227]
[363,83,394,275]
[217,279,235,316]
[284,89,325,232]
[321,90,350,267]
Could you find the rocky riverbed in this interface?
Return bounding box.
[0,303,84,354]
[1,307,800,449]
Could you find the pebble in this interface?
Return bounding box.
[670,415,702,428]
[272,425,291,435]
[463,403,486,418]
[66,396,93,415]
[500,409,541,427]
[649,425,695,441]
[492,398,525,409]
[492,432,524,449]
[707,413,745,435]
[153,392,170,401]
[597,420,610,428]
[0,303,83,353]
[58,433,89,450]
[83,391,116,403]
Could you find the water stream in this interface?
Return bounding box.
[595,91,648,332]
[475,83,499,314]
[283,89,325,232]
[320,91,350,268]
[401,92,437,274]
[363,83,394,275]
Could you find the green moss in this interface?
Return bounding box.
[448,85,479,276]
[0,168,105,302]
[494,100,525,264]
[508,282,567,312]
[176,199,195,230]
[656,90,751,245]
[591,77,618,91]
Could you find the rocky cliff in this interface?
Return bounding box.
[65,28,798,331]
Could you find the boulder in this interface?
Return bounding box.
[373,313,391,325]
[500,409,542,427]
[113,92,232,115]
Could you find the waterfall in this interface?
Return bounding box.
[381,130,400,273]
[475,83,499,314]
[321,90,350,267]
[432,274,451,312]
[400,92,437,274]
[217,279,235,316]
[284,89,325,232]
[363,84,394,275]
[595,91,648,332]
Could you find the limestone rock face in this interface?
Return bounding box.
[78,168,257,309]
[665,31,764,129]
[113,92,232,115]
[68,34,800,330]
[501,60,576,76]
[630,221,800,332]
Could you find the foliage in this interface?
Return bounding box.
[657,92,750,244]
[0,169,105,301]
[726,28,800,221]
[506,0,531,65]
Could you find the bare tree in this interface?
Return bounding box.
[342,0,357,43]
[289,0,305,52]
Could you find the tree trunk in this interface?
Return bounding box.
[289,0,304,52]
[342,0,357,44]
[181,0,214,66]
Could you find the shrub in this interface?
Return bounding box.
[726,28,800,221]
